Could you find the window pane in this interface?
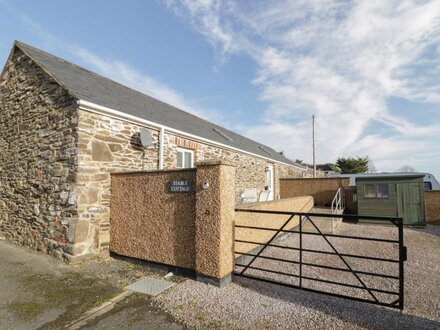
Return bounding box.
[364,184,376,198]
[176,151,183,168]
[377,184,389,198]
[184,152,192,168]
[424,182,432,191]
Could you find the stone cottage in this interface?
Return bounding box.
[0,41,307,262]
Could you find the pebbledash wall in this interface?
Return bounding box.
[425,191,440,222]
[109,165,314,286]
[0,47,305,262]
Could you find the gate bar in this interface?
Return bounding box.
[235,252,399,279]
[299,215,302,287]
[240,214,295,275]
[237,273,401,309]
[235,239,399,263]
[235,225,399,243]
[398,220,405,310]
[234,209,406,310]
[305,215,379,303]
[235,208,402,222]
[234,265,399,295]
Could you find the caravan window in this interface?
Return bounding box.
[424,182,432,191]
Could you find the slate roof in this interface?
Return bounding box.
[13,41,298,166]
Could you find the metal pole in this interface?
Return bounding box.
[158,127,165,170]
[398,219,405,310]
[312,114,316,178]
[299,215,303,288]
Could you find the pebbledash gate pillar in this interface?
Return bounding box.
[194,161,236,287]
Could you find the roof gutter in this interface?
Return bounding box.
[76,99,303,169]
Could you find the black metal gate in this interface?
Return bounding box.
[234,210,407,310]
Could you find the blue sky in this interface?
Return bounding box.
[1,0,439,178]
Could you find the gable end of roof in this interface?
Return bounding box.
[5,41,301,167]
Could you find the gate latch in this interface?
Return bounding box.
[401,246,407,261]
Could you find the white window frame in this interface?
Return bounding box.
[176,148,194,169]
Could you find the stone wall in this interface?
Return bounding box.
[425,191,440,222]
[0,48,77,258]
[76,110,304,257]
[0,47,306,263]
[75,110,160,259]
[164,134,304,199]
[280,178,350,207]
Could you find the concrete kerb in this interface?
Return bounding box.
[65,290,133,329]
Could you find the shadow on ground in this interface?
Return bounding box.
[235,276,439,329]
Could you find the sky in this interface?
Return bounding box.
[0,0,439,178]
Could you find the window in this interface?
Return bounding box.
[424,182,432,191]
[377,184,389,198]
[176,148,194,169]
[364,184,389,198]
[364,184,377,198]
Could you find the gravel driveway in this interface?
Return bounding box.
[157,223,440,329]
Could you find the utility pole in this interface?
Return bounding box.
[312,114,316,178]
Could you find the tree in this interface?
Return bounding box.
[329,163,341,173]
[367,157,377,173]
[398,165,416,173]
[335,156,369,174]
[295,159,303,164]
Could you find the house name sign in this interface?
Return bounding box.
[169,179,193,193]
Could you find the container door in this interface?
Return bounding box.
[397,183,421,225]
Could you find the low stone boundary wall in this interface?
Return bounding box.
[235,196,314,256]
[425,191,440,222]
[280,178,349,207]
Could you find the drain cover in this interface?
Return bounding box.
[125,277,175,296]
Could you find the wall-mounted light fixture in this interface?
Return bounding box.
[202,181,210,189]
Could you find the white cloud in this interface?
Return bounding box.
[166,0,440,175]
[1,1,217,121]
[165,0,238,63]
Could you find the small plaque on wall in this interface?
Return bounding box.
[169,179,193,193]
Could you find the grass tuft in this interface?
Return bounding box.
[8,301,47,321]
